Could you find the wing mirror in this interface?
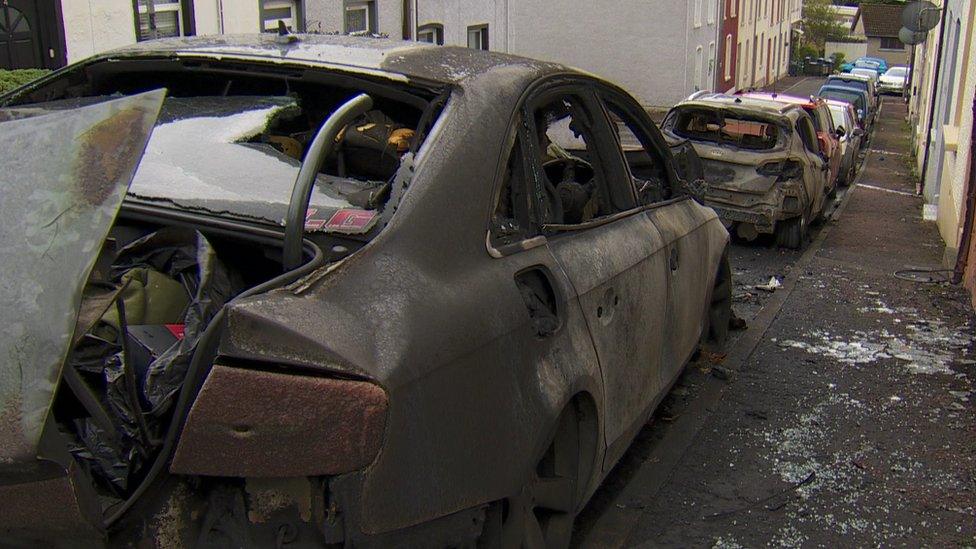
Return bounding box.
[835,126,846,138]
[853,127,865,137]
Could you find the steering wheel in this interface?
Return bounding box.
[543,157,594,185]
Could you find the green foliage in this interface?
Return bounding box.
[802,0,850,55]
[0,69,50,95]
[832,52,847,70]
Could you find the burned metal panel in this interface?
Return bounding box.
[0,90,163,466]
[170,364,387,477]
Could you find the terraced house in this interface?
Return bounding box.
[0,0,304,68]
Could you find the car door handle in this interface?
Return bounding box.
[669,247,679,272]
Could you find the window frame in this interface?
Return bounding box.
[694,0,703,27]
[133,0,193,42]
[260,0,304,33]
[344,0,375,34]
[724,34,733,80]
[594,86,683,207]
[522,85,638,232]
[795,114,820,155]
[879,37,904,51]
[467,24,489,50]
[417,22,444,45]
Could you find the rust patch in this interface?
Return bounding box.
[170,364,388,477]
[246,477,313,523]
[74,106,153,206]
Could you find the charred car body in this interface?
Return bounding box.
[0,35,731,547]
[662,93,830,249]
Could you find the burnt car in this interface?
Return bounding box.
[0,35,731,547]
[738,92,842,197]
[662,93,830,248]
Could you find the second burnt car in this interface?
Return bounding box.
[0,35,731,547]
[662,93,830,248]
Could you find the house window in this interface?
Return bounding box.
[731,0,737,17]
[345,1,375,34]
[724,34,732,80]
[418,23,444,45]
[708,41,716,83]
[707,0,716,24]
[467,24,488,50]
[261,0,301,32]
[695,46,703,90]
[694,0,703,27]
[135,0,183,41]
[880,37,903,50]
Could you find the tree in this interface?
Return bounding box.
[801,0,851,55]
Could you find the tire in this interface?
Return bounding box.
[703,253,732,352]
[479,406,584,549]
[776,215,804,249]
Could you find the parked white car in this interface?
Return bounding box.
[878,66,909,95]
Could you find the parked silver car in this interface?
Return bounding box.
[826,99,865,186]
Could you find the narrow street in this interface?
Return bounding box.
[574,80,976,547]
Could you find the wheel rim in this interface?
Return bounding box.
[492,409,581,549]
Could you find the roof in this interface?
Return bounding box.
[738,91,825,110]
[676,92,800,117]
[105,33,571,87]
[853,3,905,38]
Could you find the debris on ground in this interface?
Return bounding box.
[755,277,783,292]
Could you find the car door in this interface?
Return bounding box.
[522,84,670,463]
[596,88,714,386]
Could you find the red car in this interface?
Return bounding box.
[737,92,842,197]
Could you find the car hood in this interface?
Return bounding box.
[0,91,163,467]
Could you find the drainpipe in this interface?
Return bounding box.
[951,88,976,285]
[402,0,411,39]
[217,0,225,34]
[919,6,949,196]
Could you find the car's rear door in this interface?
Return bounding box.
[524,84,670,465]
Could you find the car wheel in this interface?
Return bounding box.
[703,252,732,351]
[479,406,582,549]
[776,215,804,249]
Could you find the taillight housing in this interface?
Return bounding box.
[171,364,388,477]
[757,159,803,180]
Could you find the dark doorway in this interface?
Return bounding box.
[0,0,65,70]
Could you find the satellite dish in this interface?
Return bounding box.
[901,1,941,32]
[899,26,928,46]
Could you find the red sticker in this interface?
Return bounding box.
[165,324,185,340]
[325,209,378,234]
[305,208,327,231]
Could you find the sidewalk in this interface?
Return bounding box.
[616,100,976,546]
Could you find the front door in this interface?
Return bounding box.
[0,1,43,69]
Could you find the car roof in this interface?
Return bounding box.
[825,99,855,111]
[675,92,800,116]
[102,33,574,88]
[828,73,871,82]
[738,91,825,110]
[820,84,869,96]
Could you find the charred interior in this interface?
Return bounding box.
[0,56,445,524]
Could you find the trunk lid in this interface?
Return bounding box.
[0,90,164,470]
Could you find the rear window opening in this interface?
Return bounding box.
[669,108,782,151]
[3,58,444,245]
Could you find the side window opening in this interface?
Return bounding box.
[795,116,819,154]
[526,94,626,227]
[490,134,535,247]
[603,102,672,204]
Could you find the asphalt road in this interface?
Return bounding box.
[572,76,853,544]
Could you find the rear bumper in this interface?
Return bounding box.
[705,185,804,234]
